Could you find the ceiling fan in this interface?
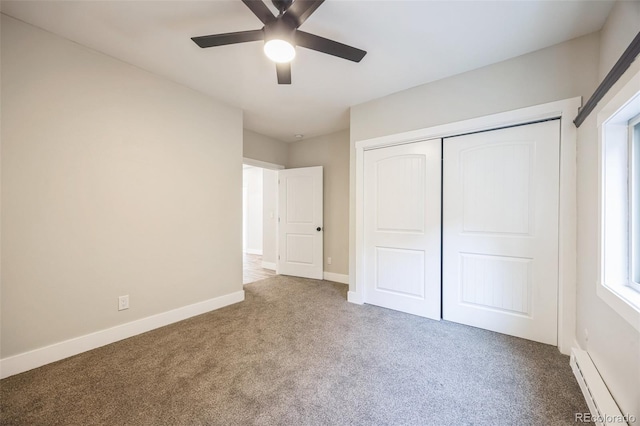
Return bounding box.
[191,0,367,84]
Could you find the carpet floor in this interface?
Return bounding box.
[1,276,587,425]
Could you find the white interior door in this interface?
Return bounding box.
[442,120,560,345]
[278,166,323,279]
[363,140,441,319]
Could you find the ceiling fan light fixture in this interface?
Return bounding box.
[264,39,296,63]
[192,0,367,84]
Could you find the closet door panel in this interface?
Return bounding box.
[363,140,441,319]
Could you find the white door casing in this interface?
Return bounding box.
[354,98,580,354]
[442,120,560,345]
[278,166,323,279]
[363,140,442,319]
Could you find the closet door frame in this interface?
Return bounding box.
[352,97,581,355]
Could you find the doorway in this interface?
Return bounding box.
[242,159,282,284]
[242,160,325,284]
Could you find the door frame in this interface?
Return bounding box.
[243,157,285,171]
[351,97,581,355]
[242,158,284,273]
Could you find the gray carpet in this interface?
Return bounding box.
[1,276,587,425]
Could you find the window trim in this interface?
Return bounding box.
[629,115,640,292]
[597,67,640,332]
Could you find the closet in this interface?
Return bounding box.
[362,120,560,344]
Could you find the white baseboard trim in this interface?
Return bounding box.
[323,271,349,284]
[261,261,276,271]
[570,348,625,424]
[244,249,262,255]
[0,290,245,379]
[348,291,364,305]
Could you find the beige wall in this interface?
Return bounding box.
[597,0,640,80]
[349,32,601,294]
[575,0,640,418]
[243,129,288,167]
[287,130,349,275]
[1,15,243,358]
[350,33,600,143]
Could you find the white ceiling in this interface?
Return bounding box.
[1,0,614,142]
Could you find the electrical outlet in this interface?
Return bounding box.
[327,257,332,265]
[118,295,129,311]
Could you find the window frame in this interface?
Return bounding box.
[597,67,640,332]
[629,114,640,292]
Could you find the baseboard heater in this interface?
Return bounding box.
[570,348,627,425]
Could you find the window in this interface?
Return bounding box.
[630,115,640,292]
[597,69,640,331]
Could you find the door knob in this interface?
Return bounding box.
[316,227,322,232]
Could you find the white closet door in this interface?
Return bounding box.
[442,120,560,345]
[278,166,323,279]
[363,140,441,319]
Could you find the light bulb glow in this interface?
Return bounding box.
[264,39,296,63]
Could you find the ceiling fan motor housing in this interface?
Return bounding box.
[264,18,296,45]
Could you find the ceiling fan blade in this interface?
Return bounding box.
[276,63,292,84]
[295,31,366,62]
[241,0,276,25]
[191,29,264,48]
[283,0,325,27]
